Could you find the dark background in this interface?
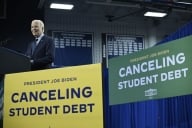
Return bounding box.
[0,0,44,53]
[1,0,192,53]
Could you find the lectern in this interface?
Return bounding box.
[0,47,31,127]
[0,47,31,75]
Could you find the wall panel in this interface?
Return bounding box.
[45,8,186,64]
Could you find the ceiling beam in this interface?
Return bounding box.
[86,0,192,13]
[86,1,140,8]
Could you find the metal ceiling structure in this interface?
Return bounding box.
[2,0,192,23]
[35,0,192,24]
[84,0,192,21]
[1,0,192,29]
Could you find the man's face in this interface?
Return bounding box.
[31,21,43,37]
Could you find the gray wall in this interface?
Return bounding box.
[44,8,188,64]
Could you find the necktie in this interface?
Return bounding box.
[35,38,38,46]
[32,39,38,55]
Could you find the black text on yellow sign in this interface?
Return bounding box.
[9,86,95,116]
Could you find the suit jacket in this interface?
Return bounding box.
[26,35,55,71]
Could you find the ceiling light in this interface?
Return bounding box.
[144,11,167,18]
[50,3,74,10]
[176,2,192,5]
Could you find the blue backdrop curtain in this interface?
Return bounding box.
[104,21,192,128]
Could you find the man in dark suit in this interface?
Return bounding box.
[26,19,55,71]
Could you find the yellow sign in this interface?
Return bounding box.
[4,63,103,128]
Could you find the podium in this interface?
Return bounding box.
[0,47,31,128]
[0,47,31,75]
